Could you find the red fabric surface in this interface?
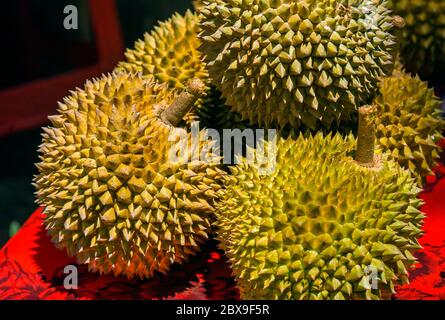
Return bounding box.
[0,143,444,300]
[394,139,445,300]
[0,210,238,300]
[0,0,124,137]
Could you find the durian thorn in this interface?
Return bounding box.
[161,78,206,126]
[355,105,377,166]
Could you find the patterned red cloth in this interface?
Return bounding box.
[394,139,445,300]
[0,210,238,300]
[0,142,444,300]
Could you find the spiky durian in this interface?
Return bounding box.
[388,0,445,80]
[215,106,424,300]
[374,69,445,186]
[34,73,226,279]
[116,10,206,90]
[116,9,251,131]
[198,0,395,130]
[115,10,207,124]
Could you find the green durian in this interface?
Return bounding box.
[198,0,395,130]
[34,73,226,279]
[374,68,445,186]
[116,10,206,91]
[115,10,207,125]
[215,106,424,300]
[388,0,445,80]
[115,10,243,130]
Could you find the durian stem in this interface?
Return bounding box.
[390,15,406,73]
[161,78,206,126]
[356,105,376,166]
[392,15,406,30]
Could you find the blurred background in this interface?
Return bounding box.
[0,0,194,246]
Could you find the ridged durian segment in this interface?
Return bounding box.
[216,134,424,300]
[198,0,395,130]
[34,73,226,279]
[115,10,207,125]
[374,71,445,186]
[388,0,445,79]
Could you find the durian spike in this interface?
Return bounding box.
[356,105,376,166]
[161,78,206,126]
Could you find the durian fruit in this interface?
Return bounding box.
[215,106,424,300]
[115,10,243,131]
[34,73,227,279]
[115,10,207,124]
[116,10,206,90]
[198,0,395,130]
[374,68,445,186]
[388,0,445,80]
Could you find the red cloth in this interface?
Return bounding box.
[394,140,445,300]
[1,143,444,300]
[0,210,238,300]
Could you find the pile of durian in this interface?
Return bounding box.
[34,0,444,300]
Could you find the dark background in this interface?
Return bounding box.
[0,0,194,246]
